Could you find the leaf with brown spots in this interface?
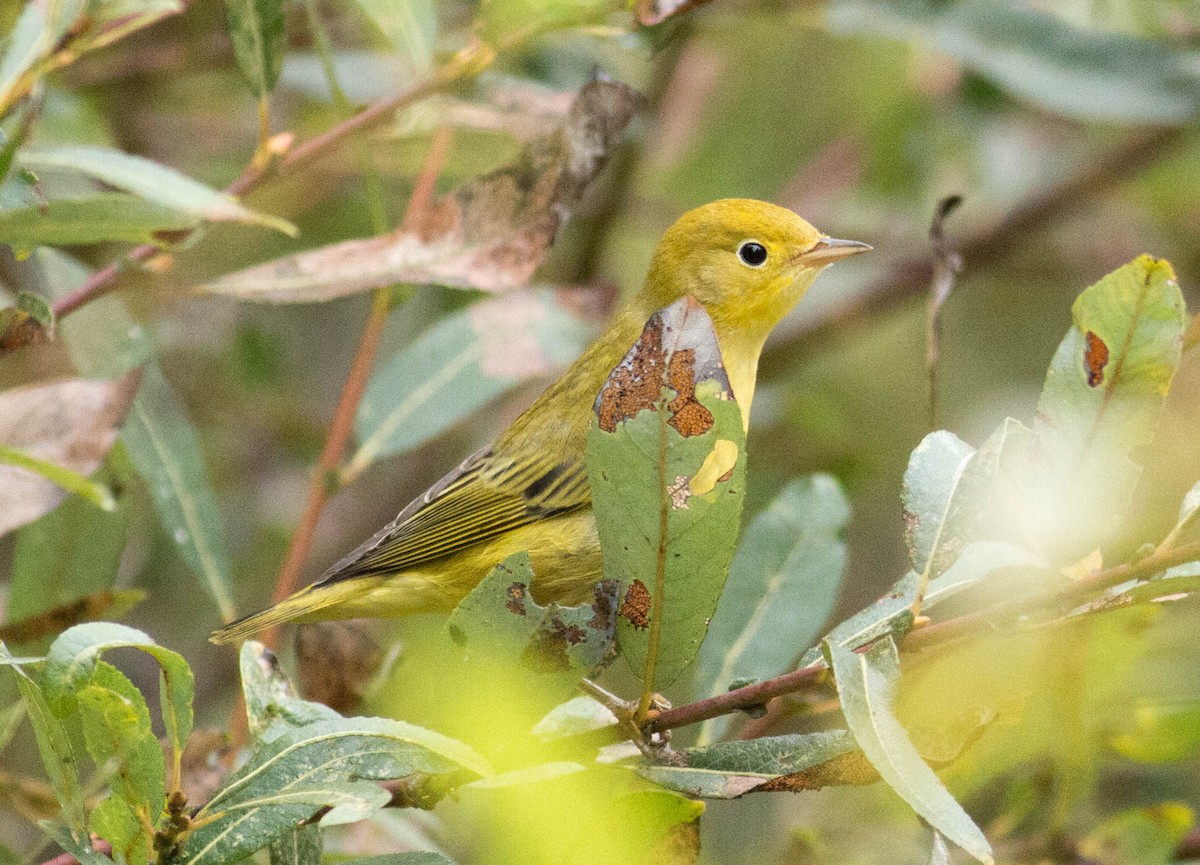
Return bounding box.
[1084,330,1109,386]
[588,296,746,691]
[200,80,640,302]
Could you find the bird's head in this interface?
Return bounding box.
[639,199,870,344]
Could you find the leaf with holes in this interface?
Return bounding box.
[587,297,747,689]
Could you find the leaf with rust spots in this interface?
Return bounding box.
[0,370,141,537]
[636,730,863,799]
[588,297,745,690]
[446,552,616,681]
[1084,330,1109,386]
[200,80,640,302]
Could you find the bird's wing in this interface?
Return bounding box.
[315,444,590,585]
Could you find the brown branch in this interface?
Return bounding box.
[258,126,455,651]
[647,538,1200,735]
[47,43,492,322]
[762,127,1186,369]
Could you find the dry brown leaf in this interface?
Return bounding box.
[0,370,141,536]
[0,589,146,644]
[201,79,640,303]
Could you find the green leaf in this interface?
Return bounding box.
[185,717,491,865]
[78,663,164,865]
[0,645,87,840]
[0,0,87,111]
[41,623,194,776]
[269,824,322,865]
[0,194,198,247]
[695,474,849,744]
[239,641,339,743]
[827,636,993,864]
[0,445,117,514]
[587,297,747,689]
[32,250,238,622]
[352,0,436,75]
[799,540,1046,669]
[341,855,458,865]
[0,701,26,755]
[9,492,128,627]
[41,823,117,865]
[223,0,286,98]
[1076,803,1194,865]
[531,696,616,742]
[446,551,618,680]
[1111,700,1200,763]
[636,730,862,799]
[1025,255,1187,560]
[901,431,974,573]
[18,147,296,235]
[829,0,1200,124]
[348,289,594,480]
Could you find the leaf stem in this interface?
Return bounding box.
[647,538,1200,735]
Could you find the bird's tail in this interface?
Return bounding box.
[209,581,365,645]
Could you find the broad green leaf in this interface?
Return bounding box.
[270,824,322,865]
[587,297,747,689]
[695,474,849,744]
[31,250,236,622]
[41,623,194,773]
[201,80,638,302]
[348,289,593,479]
[829,0,1200,124]
[1076,803,1194,865]
[0,194,197,247]
[18,148,295,234]
[901,431,974,573]
[799,540,1046,669]
[218,780,391,825]
[185,717,491,865]
[9,492,128,626]
[446,551,617,680]
[352,0,436,75]
[0,372,138,537]
[827,637,993,864]
[78,663,164,865]
[1025,255,1187,560]
[223,0,286,98]
[239,641,339,743]
[1111,700,1200,763]
[636,730,861,799]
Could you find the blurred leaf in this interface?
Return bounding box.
[340,856,457,865]
[799,541,1046,669]
[41,623,194,775]
[928,831,950,865]
[224,0,286,99]
[72,0,184,54]
[0,290,54,351]
[635,0,713,26]
[79,662,164,865]
[0,0,87,113]
[348,288,594,479]
[121,367,239,622]
[636,730,865,799]
[41,823,116,865]
[0,645,87,840]
[0,194,197,247]
[446,551,617,680]
[901,430,973,573]
[0,371,139,537]
[353,0,436,75]
[239,641,340,744]
[0,445,116,514]
[587,297,747,689]
[1023,255,1186,560]
[185,716,491,865]
[1076,803,1194,865]
[460,762,585,790]
[202,79,639,301]
[294,622,383,714]
[695,474,849,744]
[0,590,145,646]
[270,824,322,865]
[830,0,1200,123]
[827,636,993,864]
[1111,700,1200,763]
[531,696,616,742]
[18,147,296,234]
[0,702,25,754]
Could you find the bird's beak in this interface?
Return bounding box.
[794,237,872,266]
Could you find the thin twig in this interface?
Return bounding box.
[47,43,491,322]
[761,127,1186,371]
[925,195,964,431]
[647,538,1200,734]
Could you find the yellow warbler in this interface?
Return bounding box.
[211,199,869,644]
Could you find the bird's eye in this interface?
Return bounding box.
[737,241,768,267]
